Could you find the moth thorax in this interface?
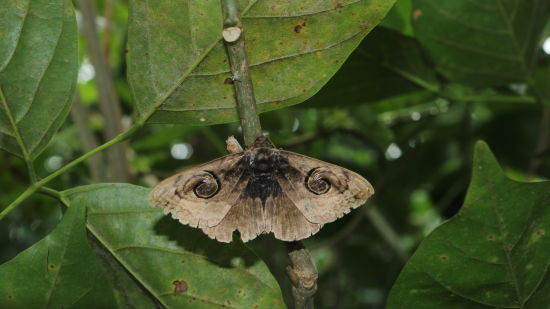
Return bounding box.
[251,149,275,171]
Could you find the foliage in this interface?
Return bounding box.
[1,0,549,308]
[388,142,550,309]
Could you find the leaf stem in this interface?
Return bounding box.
[39,186,62,200]
[0,124,141,221]
[26,161,37,183]
[0,86,37,183]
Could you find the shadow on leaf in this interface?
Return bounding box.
[153,215,259,268]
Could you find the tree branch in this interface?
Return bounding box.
[70,91,106,181]
[285,242,318,309]
[221,0,262,146]
[221,1,318,307]
[77,0,131,182]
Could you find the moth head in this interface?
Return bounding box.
[180,171,220,199]
[306,167,344,195]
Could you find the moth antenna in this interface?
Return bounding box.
[226,135,244,153]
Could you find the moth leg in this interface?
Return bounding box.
[226,135,244,154]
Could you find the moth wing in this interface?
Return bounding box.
[276,150,374,224]
[149,153,247,229]
[203,186,323,243]
[264,191,322,241]
[202,194,266,243]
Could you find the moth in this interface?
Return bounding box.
[149,136,374,243]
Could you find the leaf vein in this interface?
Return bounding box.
[243,0,362,19]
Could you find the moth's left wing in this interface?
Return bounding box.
[149,153,247,228]
[276,150,374,225]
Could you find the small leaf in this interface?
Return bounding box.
[388,142,550,308]
[61,184,286,309]
[0,0,78,159]
[127,0,396,125]
[0,203,117,308]
[411,0,550,87]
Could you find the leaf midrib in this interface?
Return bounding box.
[73,188,276,308]
[0,86,30,160]
[86,222,273,308]
[487,178,540,308]
[43,206,80,308]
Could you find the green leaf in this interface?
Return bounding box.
[127,0,395,125]
[0,0,78,159]
[306,26,439,107]
[387,142,550,308]
[61,184,286,309]
[380,0,414,36]
[411,0,550,87]
[0,202,117,308]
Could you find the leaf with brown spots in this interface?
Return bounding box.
[127,0,395,125]
[61,183,286,308]
[388,142,550,308]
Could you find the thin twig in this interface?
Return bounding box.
[70,91,106,181]
[220,1,317,307]
[77,0,131,182]
[0,125,140,221]
[364,207,408,261]
[38,186,62,200]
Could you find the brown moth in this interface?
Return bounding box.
[149,136,374,243]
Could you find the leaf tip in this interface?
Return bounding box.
[472,140,504,181]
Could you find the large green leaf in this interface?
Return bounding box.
[61,184,286,309]
[127,0,395,125]
[411,0,550,87]
[0,0,78,159]
[387,142,550,308]
[306,26,438,107]
[0,202,117,308]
